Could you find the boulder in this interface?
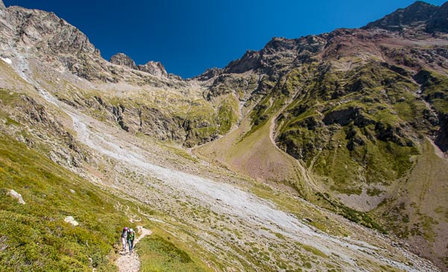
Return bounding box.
[64,216,79,226]
[7,189,25,204]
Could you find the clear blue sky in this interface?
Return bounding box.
[4,0,446,78]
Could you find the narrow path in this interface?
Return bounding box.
[268,100,321,192]
[115,226,152,272]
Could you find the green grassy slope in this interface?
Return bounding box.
[0,134,211,271]
[196,60,448,262]
[0,86,216,271]
[0,134,134,271]
[374,139,448,268]
[138,230,209,272]
[276,62,425,192]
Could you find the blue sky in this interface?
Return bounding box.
[4,0,446,77]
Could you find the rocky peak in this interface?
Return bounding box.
[0,6,98,55]
[364,1,440,31]
[262,37,299,53]
[109,53,137,69]
[224,50,261,73]
[426,2,448,32]
[194,67,223,81]
[137,61,167,77]
[109,53,169,77]
[0,0,5,9]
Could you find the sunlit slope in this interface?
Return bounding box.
[0,133,130,270]
[373,140,448,266]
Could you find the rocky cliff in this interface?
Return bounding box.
[110,52,168,77]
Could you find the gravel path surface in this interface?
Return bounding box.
[116,227,152,272]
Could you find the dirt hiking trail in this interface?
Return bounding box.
[116,226,152,272]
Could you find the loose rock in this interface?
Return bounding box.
[64,216,79,226]
[7,189,25,204]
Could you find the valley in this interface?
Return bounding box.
[0,0,447,271]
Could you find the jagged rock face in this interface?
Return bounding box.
[0,5,173,83]
[364,1,448,33]
[225,50,261,73]
[0,0,5,9]
[0,5,114,81]
[109,54,168,77]
[365,1,438,31]
[427,2,448,32]
[137,61,167,77]
[194,67,222,81]
[0,7,98,55]
[109,52,137,69]
[86,96,187,141]
[220,36,327,79]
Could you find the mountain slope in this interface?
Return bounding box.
[1,57,438,271]
[0,130,138,271]
[364,1,439,31]
[195,1,448,269]
[0,0,447,270]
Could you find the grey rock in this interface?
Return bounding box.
[194,67,223,81]
[363,1,447,33]
[225,50,261,74]
[137,61,167,77]
[426,2,448,33]
[7,189,25,204]
[64,216,79,226]
[110,53,137,69]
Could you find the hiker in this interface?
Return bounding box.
[127,228,135,253]
[121,227,128,251]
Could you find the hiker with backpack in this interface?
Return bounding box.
[121,227,128,251]
[127,228,135,253]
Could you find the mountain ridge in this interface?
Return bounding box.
[0,0,447,270]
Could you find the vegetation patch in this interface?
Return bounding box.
[138,234,206,272]
[0,133,141,271]
[315,192,386,233]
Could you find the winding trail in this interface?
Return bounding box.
[116,226,152,272]
[268,99,322,192]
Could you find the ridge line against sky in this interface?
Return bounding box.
[4,0,446,78]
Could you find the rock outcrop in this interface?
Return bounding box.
[194,67,223,81]
[364,1,448,33]
[7,189,25,204]
[427,2,448,32]
[64,216,79,226]
[109,52,137,69]
[138,61,167,77]
[364,1,438,31]
[109,53,168,77]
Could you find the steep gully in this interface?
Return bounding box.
[7,55,439,271]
